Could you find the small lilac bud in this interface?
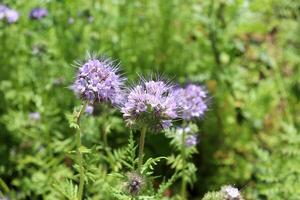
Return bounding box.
[85,105,94,115]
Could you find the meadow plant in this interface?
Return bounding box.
[69,57,220,199]
[121,79,179,172]
[70,55,124,200]
[169,84,208,199]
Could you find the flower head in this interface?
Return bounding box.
[121,79,178,131]
[221,185,242,200]
[72,56,124,105]
[29,8,48,20]
[173,84,208,120]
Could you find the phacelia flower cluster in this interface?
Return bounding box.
[121,80,178,131]
[29,8,48,20]
[173,84,208,120]
[72,57,124,105]
[0,5,19,23]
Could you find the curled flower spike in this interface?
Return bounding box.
[72,56,125,105]
[173,84,208,121]
[29,8,48,20]
[121,79,179,131]
[126,172,144,196]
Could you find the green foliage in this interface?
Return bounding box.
[0,0,299,199]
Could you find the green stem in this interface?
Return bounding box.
[101,104,109,149]
[180,127,187,200]
[75,103,87,200]
[138,126,147,173]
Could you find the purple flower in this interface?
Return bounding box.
[72,57,124,105]
[1,7,19,23]
[185,134,198,147]
[121,80,178,131]
[173,84,208,120]
[29,8,48,20]
[29,112,41,121]
[85,105,94,115]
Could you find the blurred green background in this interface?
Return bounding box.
[0,0,299,199]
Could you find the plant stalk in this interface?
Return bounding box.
[138,126,147,173]
[75,103,87,200]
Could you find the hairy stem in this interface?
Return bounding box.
[101,104,109,150]
[180,127,187,200]
[75,103,87,200]
[138,126,147,173]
